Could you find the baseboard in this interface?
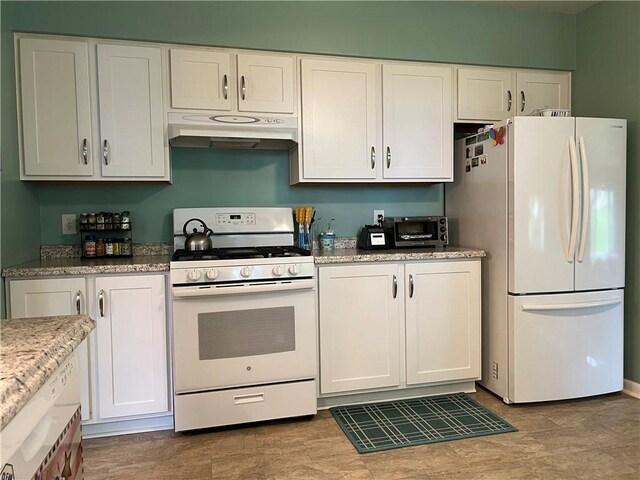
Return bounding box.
[623,379,640,399]
[82,414,173,438]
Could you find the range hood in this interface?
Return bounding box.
[168,113,298,150]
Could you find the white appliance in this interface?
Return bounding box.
[446,116,626,403]
[167,112,298,149]
[170,207,317,432]
[1,352,83,479]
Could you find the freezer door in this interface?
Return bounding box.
[509,116,576,294]
[574,118,627,291]
[508,290,623,403]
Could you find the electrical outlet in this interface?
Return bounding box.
[62,214,77,235]
[373,209,384,226]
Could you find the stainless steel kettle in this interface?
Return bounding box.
[183,218,213,251]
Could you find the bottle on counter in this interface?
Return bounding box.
[87,213,97,230]
[120,211,131,230]
[84,235,96,258]
[113,239,121,257]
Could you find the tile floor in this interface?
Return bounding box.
[83,388,640,479]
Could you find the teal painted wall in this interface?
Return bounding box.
[0,1,576,247]
[574,2,640,383]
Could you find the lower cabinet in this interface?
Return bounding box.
[7,274,170,425]
[318,259,480,396]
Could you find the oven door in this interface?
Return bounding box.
[172,281,317,393]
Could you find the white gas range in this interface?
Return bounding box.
[170,207,317,432]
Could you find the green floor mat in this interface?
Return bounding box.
[330,392,517,453]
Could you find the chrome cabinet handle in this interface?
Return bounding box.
[386,146,391,168]
[520,91,526,112]
[409,274,414,298]
[223,74,229,100]
[102,140,109,165]
[393,275,398,299]
[75,291,81,314]
[507,90,512,112]
[81,139,88,165]
[371,146,376,169]
[240,75,246,100]
[98,289,105,317]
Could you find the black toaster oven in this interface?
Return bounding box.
[383,216,448,247]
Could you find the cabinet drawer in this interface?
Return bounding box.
[174,380,317,432]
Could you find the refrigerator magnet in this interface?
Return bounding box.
[480,155,487,165]
[465,159,471,172]
[472,157,479,167]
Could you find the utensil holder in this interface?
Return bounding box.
[297,222,312,250]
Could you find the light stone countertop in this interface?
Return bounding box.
[1,255,171,278]
[0,315,95,429]
[313,246,486,264]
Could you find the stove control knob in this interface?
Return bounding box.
[205,269,219,280]
[240,266,253,278]
[187,269,202,281]
[272,265,284,277]
[288,264,301,276]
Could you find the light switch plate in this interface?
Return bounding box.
[62,214,77,235]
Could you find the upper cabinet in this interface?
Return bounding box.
[294,58,453,184]
[456,66,570,122]
[169,48,295,114]
[17,35,169,181]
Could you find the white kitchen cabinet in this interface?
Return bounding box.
[19,38,94,177]
[456,66,570,121]
[8,277,93,421]
[6,274,170,426]
[170,48,295,114]
[94,275,168,419]
[317,259,481,397]
[300,58,380,181]
[318,264,401,394]
[96,44,166,178]
[382,63,453,181]
[297,59,452,183]
[405,261,481,385]
[17,35,169,181]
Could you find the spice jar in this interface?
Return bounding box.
[105,213,113,230]
[121,237,132,257]
[80,213,88,229]
[113,239,121,256]
[84,235,96,258]
[105,238,114,256]
[87,213,97,230]
[95,238,105,257]
[112,213,121,230]
[96,212,105,230]
[120,210,131,230]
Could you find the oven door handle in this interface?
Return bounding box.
[172,279,316,298]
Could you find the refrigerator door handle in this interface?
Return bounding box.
[577,136,590,262]
[567,137,580,262]
[521,298,622,312]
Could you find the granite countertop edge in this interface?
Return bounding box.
[313,247,486,264]
[0,315,96,429]
[1,248,485,276]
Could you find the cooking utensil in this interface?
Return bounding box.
[183,218,213,251]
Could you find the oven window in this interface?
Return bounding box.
[197,306,295,360]
[397,221,437,240]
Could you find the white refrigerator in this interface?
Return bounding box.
[446,116,626,403]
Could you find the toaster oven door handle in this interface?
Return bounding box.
[408,274,414,298]
[392,275,397,299]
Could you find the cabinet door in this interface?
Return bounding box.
[97,44,166,178]
[237,53,295,114]
[318,264,400,394]
[94,275,168,419]
[515,71,570,116]
[301,59,380,180]
[405,260,481,385]
[170,48,232,110]
[8,277,93,421]
[383,64,453,181]
[19,38,94,177]
[457,67,514,121]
